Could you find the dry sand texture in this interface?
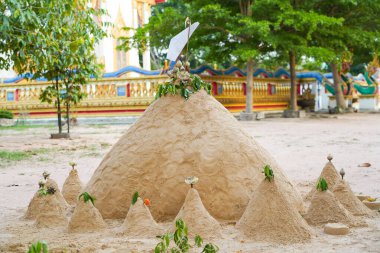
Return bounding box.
[305,190,366,227]
[174,188,222,239]
[305,161,341,201]
[62,169,83,205]
[236,179,313,244]
[34,194,68,229]
[68,199,107,233]
[332,179,373,216]
[85,90,304,221]
[121,197,164,237]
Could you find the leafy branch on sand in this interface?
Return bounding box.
[69,162,77,170]
[155,61,211,100]
[78,192,96,205]
[316,177,328,191]
[263,165,274,182]
[154,219,219,253]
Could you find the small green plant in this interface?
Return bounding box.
[155,61,211,100]
[78,192,96,205]
[131,191,139,205]
[263,165,274,182]
[42,171,50,180]
[154,219,219,253]
[38,186,56,196]
[69,162,77,170]
[28,240,48,253]
[0,109,14,119]
[316,177,328,191]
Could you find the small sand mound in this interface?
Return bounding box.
[305,161,341,201]
[174,188,221,239]
[62,169,84,205]
[24,192,46,220]
[236,179,313,244]
[332,180,373,216]
[121,198,164,237]
[35,195,68,228]
[25,191,68,220]
[68,200,107,233]
[46,178,70,211]
[305,190,366,227]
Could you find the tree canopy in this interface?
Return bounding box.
[0,0,108,134]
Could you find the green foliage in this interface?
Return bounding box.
[0,150,32,162]
[0,0,108,134]
[28,241,48,253]
[155,62,211,100]
[263,165,274,182]
[154,219,219,253]
[78,192,96,205]
[131,191,139,206]
[316,177,328,192]
[0,109,14,119]
[38,186,56,196]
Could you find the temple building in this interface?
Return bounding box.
[92,0,160,74]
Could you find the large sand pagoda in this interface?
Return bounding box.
[86,89,304,221]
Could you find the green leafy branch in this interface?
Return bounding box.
[316,177,328,191]
[155,61,211,100]
[78,192,96,205]
[154,219,219,253]
[38,186,56,196]
[131,191,139,206]
[262,165,274,182]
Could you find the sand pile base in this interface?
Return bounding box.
[68,200,107,233]
[62,169,83,205]
[305,161,341,201]
[35,195,68,228]
[86,90,304,221]
[332,180,373,216]
[236,179,313,244]
[25,191,68,220]
[46,178,70,211]
[121,198,164,237]
[305,190,366,227]
[174,188,221,239]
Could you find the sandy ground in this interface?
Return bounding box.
[0,113,379,252]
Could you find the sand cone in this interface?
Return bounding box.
[35,195,68,228]
[305,190,366,227]
[121,198,164,237]
[46,178,70,211]
[62,169,84,205]
[305,161,341,201]
[174,188,222,239]
[236,179,313,244]
[68,200,107,233]
[85,90,304,220]
[332,180,372,216]
[25,190,68,220]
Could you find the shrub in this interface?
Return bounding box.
[0,109,14,119]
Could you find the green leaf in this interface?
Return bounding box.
[194,235,203,247]
[131,191,139,205]
[316,177,328,191]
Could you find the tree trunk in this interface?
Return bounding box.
[246,59,254,113]
[289,51,297,111]
[65,84,70,134]
[331,62,346,110]
[56,78,62,134]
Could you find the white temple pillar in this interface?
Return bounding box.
[142,2,151,70]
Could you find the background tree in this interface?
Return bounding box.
[310,0,380,111]
[0,0,108,135]
[250,0,343,116]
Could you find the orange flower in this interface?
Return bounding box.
[144,198,150,206]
